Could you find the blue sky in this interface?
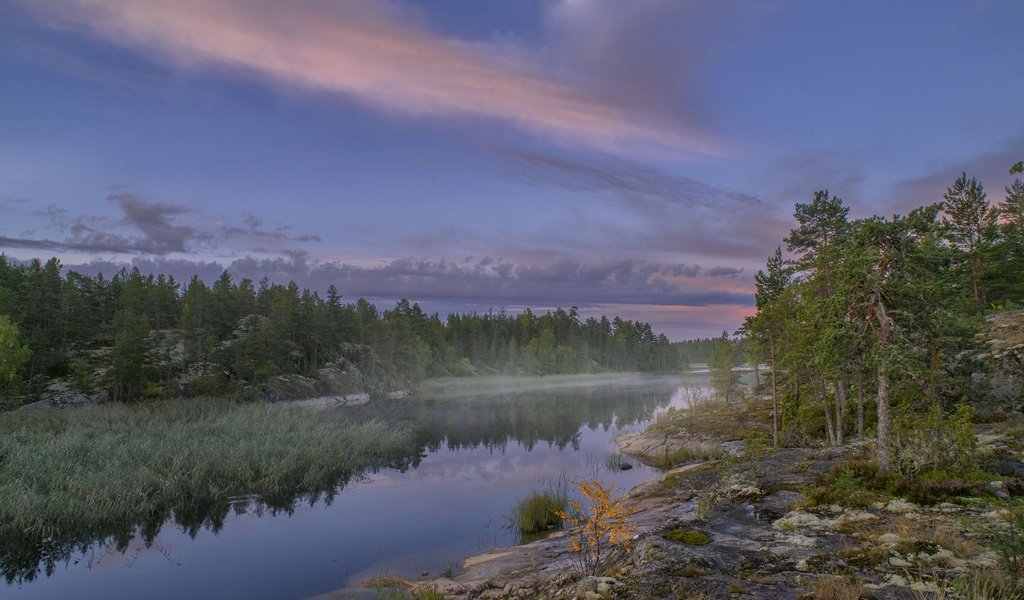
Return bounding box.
[1,0,1022,338]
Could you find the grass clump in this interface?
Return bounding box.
[664,528,711,545]
[412,587,446,600]
[653,442,722,470]
[673,564,708,577]
[511,485,568,534]
[808,575,864,600]
[0,399,419,584]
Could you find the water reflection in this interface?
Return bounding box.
[2,374,682,599]
[1,455,420,586]
[351,377,678,452]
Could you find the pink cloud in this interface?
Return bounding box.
[23,0,727,156]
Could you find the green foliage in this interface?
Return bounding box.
[512,486,568,534]
[995,505,1024,582]
[743,431,770,458]
[0,255,683,408]
[895,402,978,477]
[709,331,740,402]
[664,528,710,545]
[806,460,995,509]
[0,315,29,401]
[806,461,895,509]
[736,168,1024,469]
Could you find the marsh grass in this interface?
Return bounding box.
[510,480,569,535]
[652,442,722,470]
[0,399,419,583]
[603,453,630,471]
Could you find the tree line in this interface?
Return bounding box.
[0,257,693,406]
[741,173,1024,471]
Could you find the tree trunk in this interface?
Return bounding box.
[834,379,846,446]
[770,337,779,448]
[855,372,865,439]
[823,397,836,446]
[870,287,895,472]
[821,377,836,446]
[876,368,892,472]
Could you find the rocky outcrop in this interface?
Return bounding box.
[975,309,1024,406]
[321,389,1022,600]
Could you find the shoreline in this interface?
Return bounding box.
[322,393,1022,600]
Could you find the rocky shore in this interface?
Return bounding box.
[353,394,1023,600]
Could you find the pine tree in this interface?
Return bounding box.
[709,331,740,402]
[942,173,997,305]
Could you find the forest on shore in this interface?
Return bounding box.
[740,172,1024,471]
[0,257,727,408]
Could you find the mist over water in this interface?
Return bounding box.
[2,373,701,600]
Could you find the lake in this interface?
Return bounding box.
[1,373,699,600]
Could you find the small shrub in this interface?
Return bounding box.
[806,460,994,508]
[806,461,892,508]
[895,402,978,477]
[556,480,637,576]
[995,505,1024,581]
[142,382,166,401]
[743,431,769,458]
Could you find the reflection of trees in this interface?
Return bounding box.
[345,379,678,453]
[3,378,675,585]
[0,453,420,585]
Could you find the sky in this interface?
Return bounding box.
[1,0,1022,339]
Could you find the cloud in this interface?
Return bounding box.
[19,0,727,155]
[0,198,30,211]
[482,147,763,210]
[106,192,199,253]
[705,266,744,278]
[64,254,753,311]
[891,132,1024,214]
[217,215,322,252]
[1,192,321,257]
[2,193,199,254]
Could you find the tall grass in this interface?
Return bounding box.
[652,442,722,470]
[0,400,418,583]
[510,480,569,535]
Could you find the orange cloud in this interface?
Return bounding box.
[24,0,727,156]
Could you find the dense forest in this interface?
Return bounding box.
[741,173,1024,471]
[0,257,720,407]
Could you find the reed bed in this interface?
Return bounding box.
[510,478,570,535]
[0,400,417,582]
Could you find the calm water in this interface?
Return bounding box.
[2,374,698,600]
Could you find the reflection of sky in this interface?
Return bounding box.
[2,378,701,600]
